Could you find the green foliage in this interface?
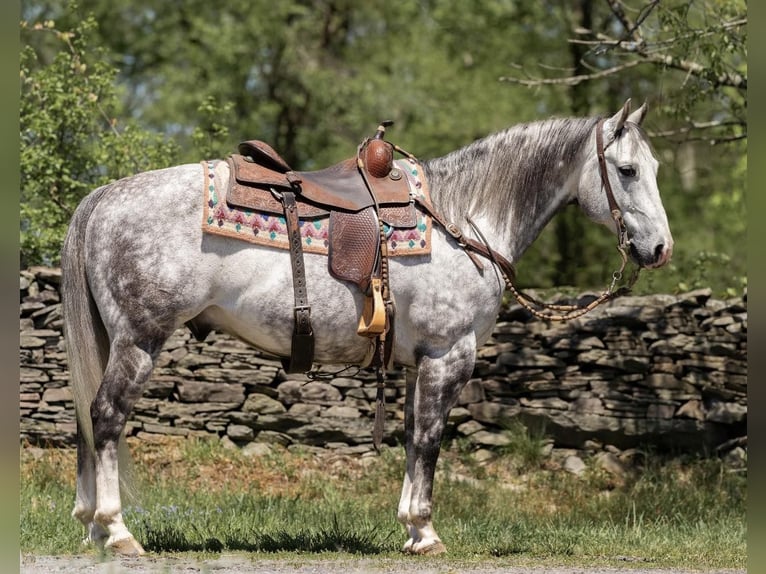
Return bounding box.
[20,0,746,295]
[20,11,177,266]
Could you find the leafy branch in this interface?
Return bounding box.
[500,0,747,143]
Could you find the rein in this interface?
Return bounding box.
[419,117,640,322]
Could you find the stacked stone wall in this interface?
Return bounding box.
[20,267,746,455]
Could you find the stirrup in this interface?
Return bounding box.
[357,277,386,337]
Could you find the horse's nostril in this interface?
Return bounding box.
[654,243,664,263]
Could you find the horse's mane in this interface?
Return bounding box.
[422,117,600,231]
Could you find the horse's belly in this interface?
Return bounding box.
[198,246,374,365]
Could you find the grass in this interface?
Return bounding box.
[20,435,746,570]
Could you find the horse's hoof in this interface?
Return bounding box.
[404,539,446,555]
[107,536,146,556]
[402,538,415,553]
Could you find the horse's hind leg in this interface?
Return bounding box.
[72,423,108,547]
[89,339,156,555]
[397,335,476,554]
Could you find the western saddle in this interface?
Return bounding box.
[226,121,416,378]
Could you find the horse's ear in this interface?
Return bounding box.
[605,99,632,137]
[627,101,648,126]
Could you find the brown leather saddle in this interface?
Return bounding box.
[225,122,416,374]
[227,132,416,289]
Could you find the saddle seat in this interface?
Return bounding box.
[229,139,413,216]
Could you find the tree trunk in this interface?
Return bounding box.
[553,0,593,286]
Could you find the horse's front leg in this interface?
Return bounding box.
[397,334,476,554]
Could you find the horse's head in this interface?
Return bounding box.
[576,99,673,269]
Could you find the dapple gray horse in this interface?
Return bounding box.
[62,100,672,555]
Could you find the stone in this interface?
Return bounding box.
[469,430,512,447]
[570,397,605,414]
[467,401,521,425]
[301,381,343,403]
[706,401,747,424]
[322,406,361,418]
[177,381,245,403]
[577,350,650,373]
[255,431,292,446]
[242,442,273,457]
[676,400,705,421]
[253,414,307,433]
[177,353,220,368]
[563,455,587,476]
[520,397,569,410]
[458,379,485,404]
[144,378,178,399]
[28,266,62,285]
[722,446,747,468]
[277,380,304,404]
[142,423,190,437]
[220,436,239,450]
[287,403,321,418]
[286,422,358,445]
[646,403,676,420]
[243,394,286,414]
[330,377,362,389]
[227,424,254,442]
[497,350,566,369]
[676,288,712,306]
[20,335,46,349]
[42,387,72,403]
[595,452,628,479]
[20,368,48,383]
[471,449,496,464]
[457,420,484,436]
[447,407,472,425]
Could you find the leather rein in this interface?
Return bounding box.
[416,117,639,322]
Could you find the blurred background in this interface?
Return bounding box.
[20,0,746,296]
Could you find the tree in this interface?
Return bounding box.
[20,12,177,266]
[20,0,746,295]
[502,0,746,295]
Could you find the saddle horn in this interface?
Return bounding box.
[363,120,395,178]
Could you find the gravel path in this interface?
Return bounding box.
[19,554,746,574]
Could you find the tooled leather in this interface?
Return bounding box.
[329,208,380,289]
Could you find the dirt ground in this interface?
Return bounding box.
[19,554,747,574]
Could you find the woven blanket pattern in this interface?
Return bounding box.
[201,158,432,257]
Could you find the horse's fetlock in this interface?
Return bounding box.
[94,507,123,528]
[72,504,94,525]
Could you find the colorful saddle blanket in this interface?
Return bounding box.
[201,158,432,259]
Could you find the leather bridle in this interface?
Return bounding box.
[419,116,640,322]
[595,118,631,253]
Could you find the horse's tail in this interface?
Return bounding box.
[61,184,133,491]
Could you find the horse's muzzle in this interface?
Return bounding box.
[630,241,673,269]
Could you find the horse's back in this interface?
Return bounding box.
[72,160,502,366]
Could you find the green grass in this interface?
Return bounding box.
[20,438,746,569]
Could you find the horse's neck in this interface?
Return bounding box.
[423,118,596,264]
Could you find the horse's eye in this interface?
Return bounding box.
[619,165,637,178]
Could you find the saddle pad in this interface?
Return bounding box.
[201,158,432,257]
